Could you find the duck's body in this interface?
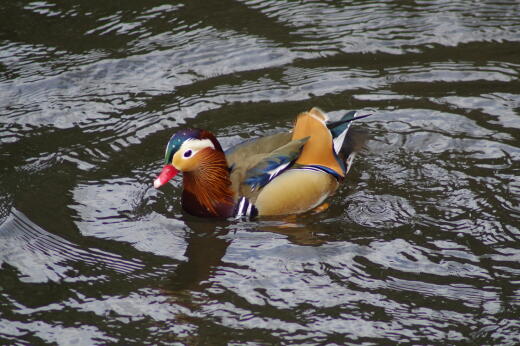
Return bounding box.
[154,108,369,218]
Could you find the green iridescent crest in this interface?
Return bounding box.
[163,129,201,164]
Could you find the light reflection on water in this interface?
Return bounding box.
[1,0,519,344]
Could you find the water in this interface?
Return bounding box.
[1,0,519,344]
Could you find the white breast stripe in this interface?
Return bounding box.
[238,197,246,214]
[246,202,252,216]
[234,197,258,218]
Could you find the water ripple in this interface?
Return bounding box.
[1,0,520,344]
[346,192,415,229]
[0,209,145,282]
[241,0,520,54]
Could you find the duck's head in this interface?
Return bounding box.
[153,128,223,188]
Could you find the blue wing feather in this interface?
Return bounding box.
[244,155,293,189]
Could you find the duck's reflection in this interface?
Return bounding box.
[165,215,232,291]
[165,210,330,292]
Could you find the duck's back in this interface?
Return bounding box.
[226,108,364,216]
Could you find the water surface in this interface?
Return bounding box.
[1,0,519,344]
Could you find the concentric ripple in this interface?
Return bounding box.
[346,192,416,228]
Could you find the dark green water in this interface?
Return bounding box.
[1,0,519,344]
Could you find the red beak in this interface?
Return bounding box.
[153,165,179,188]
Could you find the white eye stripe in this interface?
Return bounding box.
[178,138,215,159]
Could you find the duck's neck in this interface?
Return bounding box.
[182,150,234,217]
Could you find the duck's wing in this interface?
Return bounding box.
[225,132,292,165]
[242,136,309,190]
[226,134,309,199]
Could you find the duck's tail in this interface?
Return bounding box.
[329,111,370,175]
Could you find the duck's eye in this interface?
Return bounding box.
[183,149,192,158]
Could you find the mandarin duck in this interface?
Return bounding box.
[153,108,370,218]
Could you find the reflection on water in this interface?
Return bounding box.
[1,0,519,344]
